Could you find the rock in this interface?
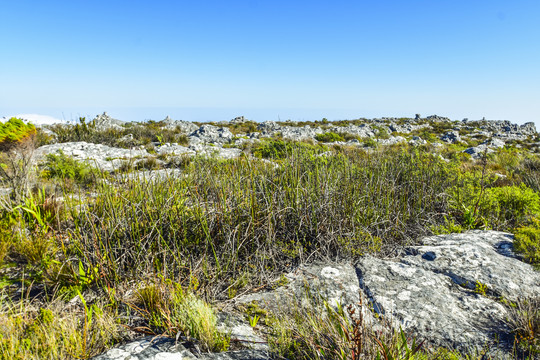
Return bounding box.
[216,313,269,351]
[188,144,242,159]
[34,142,149,172]
[256,122,281,134]
[357,230,539,356]
[91,112,125,131]
[236,263,362,312]
[118,169,184,182]
[279,125,323,141]
[230,116,246,125]
[402,231,540,301]
[409,136,427,146]
[463,139,505,159]
[440,131,461,144]
[189,125,233,145]
[157,144,195,156]
[163,117,199,134]
[329,124,374,138]
[90,336,271,360]
[377,136,406,146]
[388,123,429,134]
[426,115,451,122]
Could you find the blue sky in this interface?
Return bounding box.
[1,1,539,124]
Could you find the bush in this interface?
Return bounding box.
[0,133,36,205]
[0,118,36,151]
[315,132,344,143]
[134,281,229,352]
[514,218,540,267]
[41,150,100,187]
[450,172,540,230]
[252,139,293,159]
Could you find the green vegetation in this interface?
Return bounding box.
[514,218,540,267]
[0,116,539,358]
[41,150,101,187]
[315,132,345,142]
[0,118,36,150]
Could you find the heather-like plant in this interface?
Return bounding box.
[0,118,36,150]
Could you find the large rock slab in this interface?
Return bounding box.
[402,231,540,301]
[357,230,539,356]
[356,256,511,355]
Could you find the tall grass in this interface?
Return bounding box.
[67,147,455,296]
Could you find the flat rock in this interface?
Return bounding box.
[402,231,540,301]
[357,230,539,356]
[236,262,361,312]
[90,336,271,360]
[34,142,149,171]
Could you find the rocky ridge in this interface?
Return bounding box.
[31,115,539,172]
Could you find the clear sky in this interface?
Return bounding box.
[1,1,539,124]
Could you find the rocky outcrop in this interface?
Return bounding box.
[163,116,200,134]
[463,138,505,159]
[440,130,461,144]
[279,125,323,141]
[34,142,148,172]
[329,124,375,138]
[189,125,234,145]
[377,136,406,146]
[92,112,125,131]
[426,115,452,122]
[389,123,429,134]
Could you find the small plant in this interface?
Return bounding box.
[474,281,488,296]
[315,132,344,143]
[132,281,229,352]
[249,314,260,328]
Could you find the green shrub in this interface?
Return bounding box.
[482,184,540,228]
[0,300,122,359]
[0,210,19,265]
[315,132,344,143]
[42,150,100,186]
[450,172,540,229]
[514,218,540,267]
[252,139,293,159]
[0,118,36,150]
